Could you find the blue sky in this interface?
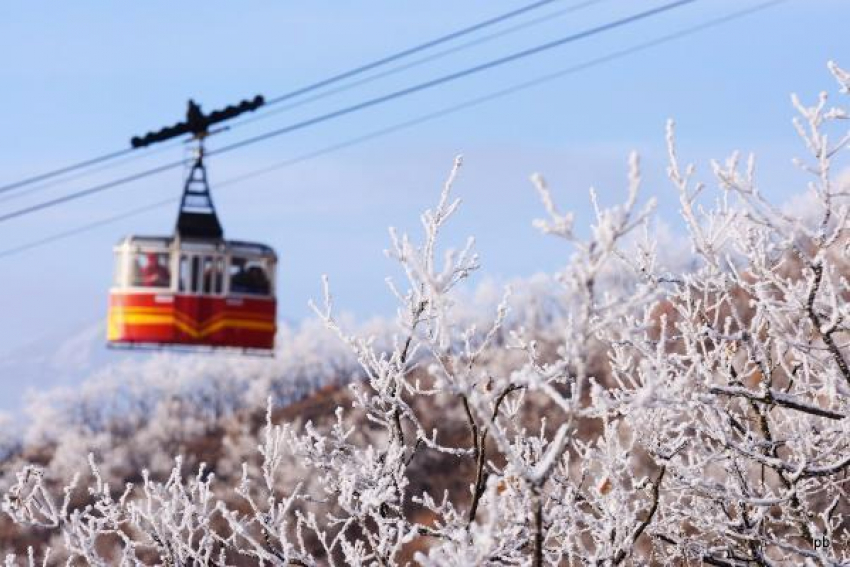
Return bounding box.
[0,0,847,381]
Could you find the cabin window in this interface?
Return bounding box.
[202,256,224,294]
[179,256,190,292]
[178,255,224,295]
[130,252,171,288]
[179,255,203,293]
[229,257,271,296]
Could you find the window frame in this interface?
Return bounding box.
[112,246,129,289]
[178,251,227,297]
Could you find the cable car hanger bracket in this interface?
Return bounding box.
[130,95,265,240]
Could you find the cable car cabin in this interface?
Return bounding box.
[108,236,277,351]
[109,96,278,352]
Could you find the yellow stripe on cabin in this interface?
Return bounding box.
[109,310,275,338]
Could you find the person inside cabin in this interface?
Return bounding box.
[230,258,252,293]
[246,265,270,295]
[136,252,170,288]
[230,257,270,295]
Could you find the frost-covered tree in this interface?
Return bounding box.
[4,61,850,566]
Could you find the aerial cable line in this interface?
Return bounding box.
[0,0,593,202]
[0,198,177,259]
[0,0,700,225]
[262,0,568,106]
[0,148,135,196]
[206,0,699,156]
[232,0,608,128]
[0,140,185,206]
[0,0,569,197]
[0,158,189,224]
[0,0,787,260]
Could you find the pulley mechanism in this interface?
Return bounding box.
[129,95,265,239]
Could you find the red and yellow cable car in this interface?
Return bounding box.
[108,237,277,351]
[107,97,277,352]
